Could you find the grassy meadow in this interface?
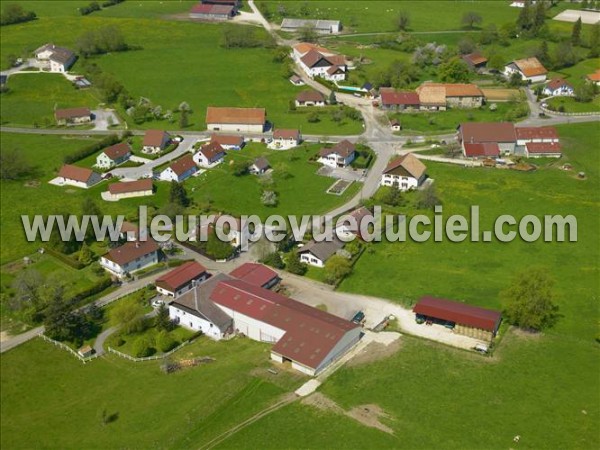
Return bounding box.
[546,95,600,113]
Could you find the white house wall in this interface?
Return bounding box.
[214,304,286,343]
[207,123,263,133]
[169,305,224,340]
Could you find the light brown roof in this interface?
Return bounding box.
[293,42,331,55]
[102,239,159,266]
[416,85,446,105]
[206,107,266,125]
[54,107,91,120]
[211,134,243,146]
[58,164,96,183]
[252,157,270,171]
[300,49,329,68]
[319,139,356,158]
[462,52,487,66]
[167,154,197,176]
[418,83,483,98]
[383,153,427,179]
[108,179,153,195]
[273,129,300,140]
[48,47,75,65]
[513,57,547,77]
[102,142,131,160]
[296,90,325,103]
[143,130,170,147]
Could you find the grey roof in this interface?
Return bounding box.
[298,238,344,262]
[49,47,75,65]
[253,157,270,171]
[281,18,340,30]
[170,273,234,333]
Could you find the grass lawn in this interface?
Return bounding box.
[548,58,600,89]
[546,95,600,113]
[107,323,195,357]
[0,133,170,264]
[0,336,306,449]
[0,73,101,127]
[182,142,361,219]
[391,102,527,134]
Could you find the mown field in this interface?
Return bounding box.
[0,336,306,449]
[546,95,600,113]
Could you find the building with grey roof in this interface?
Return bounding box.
[281,18,341,34]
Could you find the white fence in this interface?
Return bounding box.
[38,334,99,364]
[107,339,193,362]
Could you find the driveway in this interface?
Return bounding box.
[91,109,120,131]
[317,166,366,182]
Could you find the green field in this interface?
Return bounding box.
[0,336,306,449]
[180,142,361,219]
[546,95,600,113]
[0,74,100,127]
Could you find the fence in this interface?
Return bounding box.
[540,104,600,117]
[107,338,193,362]
[38,334,99,364]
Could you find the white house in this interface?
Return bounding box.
[34,44,76,72]
[249,157,270,175]
[298,238,344,268]
[54,107,92,126]
[504,57,548,83]
[295,90,326,107]
[99,239,159,277]
[193,141,225,168]
[318,140,356,168]
[269,129,301,149]
[96,142,131,169]
[156,261,210,297]
[206,107,266,133]
[106,179,153,201]
[292,43,347,82]
[55,165,102,189]
[168,274,234,340]
[159,155,198,182]
[542,78,574,97]
[380,154,427,191]
[142,130,171,154]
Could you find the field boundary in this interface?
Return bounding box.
[38,334,99,364]
[107,338,193,362]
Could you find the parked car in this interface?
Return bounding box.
[151,299,164,308]
[351,310,365,324]
[474,343,489,354]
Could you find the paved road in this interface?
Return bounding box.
[93,308,158,355]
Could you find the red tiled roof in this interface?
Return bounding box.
[206,107,265,125]
[229,263,279,288]
[463,142,500,158]
[190,3,234,14]
[462,52,487,66]
[102,142,130,160]
[319,139,356,158]
[273,129,300,140]
[210,279,359,369]
[587,70,600,82]
[546,78,572,91]
[58,164,96,183]
[512,57,547,77]
[413,296,502,332]
[200,141,225,161]
[211,134,243,146]
[103,239,159,266]
[156,261,208,292]
[459,122,516,144]
[167,154,197,176]
[143,130,170,147]
[108,179,153,195]
[380,90,420,106]
[54,107,91,120]
[296,90,325,103]
[525,142,562,154]
[515,126,559,140]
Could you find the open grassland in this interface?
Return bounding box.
[549,58,600,88]
[1,14,362,134]
[0,337,306,450]
[340,123,600,342]
[179,142,361,219]
[0,133,170,264]
[546,95,600,113]
[218,332,599,449]
[0,73,101,127]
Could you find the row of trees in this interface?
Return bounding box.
[76,25,130,57]
[0,3,36,26]
[221,26,275,49]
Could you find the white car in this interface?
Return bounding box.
[151,299,165,308]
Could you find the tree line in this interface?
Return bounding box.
[0,3,36,26]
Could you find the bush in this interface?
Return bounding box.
[156,331,177,353]
[43,247,85,269]
[63,134,120,164]
[261,252,285,269]
[69,277,113,305]
[132,337,153,358]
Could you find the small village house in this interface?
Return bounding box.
[281,19,341,34]
[586,69,600,86]
[56,164,101,189]
[99,239,159,277]
[381,154,427,191]
[210,134,244,150]
[289,74,305,86]
[159,154,198,182]
[156,261,210,297]
[335,206,375,241]
[206,107,266,133]
[249,157,270,175]
[504,57,548,83]
[461,52,488,71]
[106,179,154,201]
[413,296,502,342]
[271,129,301,149]
[292,43,347,82]
[390,119,401,131]
[54,107,92,126]
[229,262,280,289]
[142,130,171,154]
[96,142,131,169]
[193,141,225,168]
[380,89,420,111]
[189,3,235,20]
[318,140,356,168]
[34,44,76,72]
[210,215,255,249]
[542,78,574,97]
[295,90,326,107]
[298,238,344,267]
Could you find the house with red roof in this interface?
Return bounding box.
[159,154,198,182]
[56,164,102,189]
[524,142,562,158]
[99,239,160,277]
[229,262,280,289]
[292,42,347,82]
[542,78,574,97]
[379,89,420,111]
[461,52,488,71]
[96,142,132,169]
[142,130,171,154]
[515,126,559,147]
[462,142,500,159]
[504,57,547,83]
[193,141,225,168]
[156,261,210,297]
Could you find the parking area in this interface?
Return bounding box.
[317,165,367,182]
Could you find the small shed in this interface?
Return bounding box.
[390,119,401,131]
[78,345,93,358]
